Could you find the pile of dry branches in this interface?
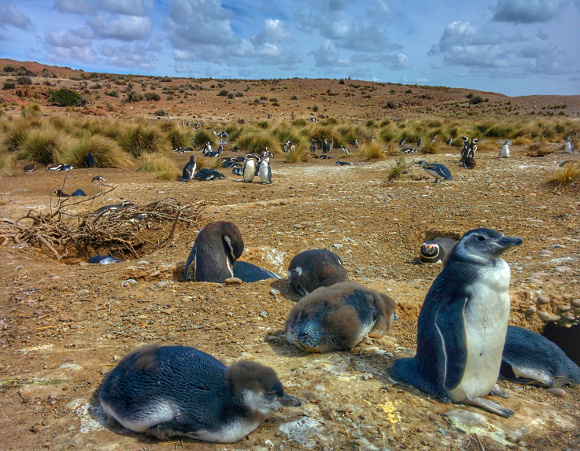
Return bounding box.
[0,191,205,260]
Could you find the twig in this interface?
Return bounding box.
[474,433,485,451]
[35,234,62,260]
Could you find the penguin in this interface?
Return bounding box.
[232,167,243,176]
[52,189,69,197]
[181,155,196,182]
[242,154,256,183]
[288,249,348,296]
[564,136,575,154]
[233,156,245,163]
[23,164,36,172]
[310,138,316,152]
[459,136,470,166]
[47,164,62,171]
[415,160,453,183]
[446,138,453,146]
[257,151,272,184]
[399,138,407,146]
[500,326,580,388]
[88,255,122,264]
[355,138,360,148]
[322,139,328,153]
[92,175,106,183]
[500,140,510,158]
[195,169,226,181]
[466,138,479,160]
[419,237,458,264]
[285,281,397,352]
[60,164,73,171]
[417,138,422,147]
[335,161,353,166]
[319,154,332,160]
[99,344,301,443]
[388,228,522,417]
[339,145,350,155]
[71,189,86,197]
[86,152,96,168]
[232,261,281,283]
[93,201,134,215]
[183,221,244,283]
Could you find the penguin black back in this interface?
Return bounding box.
[184,221,244,282]
[86,152,96,168]
[287,249,348,296]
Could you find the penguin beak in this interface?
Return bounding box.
[497,236,523,250]
[280,393,302,407]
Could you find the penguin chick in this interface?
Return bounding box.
[388,228,522,417]
[287,249,348,296]
[285,281,397,352]
[99,345,301,443]
[420,237,458,265]
[184,221,244,283]
[500,326,580,388]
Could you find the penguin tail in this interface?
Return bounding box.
[388,357,446,399]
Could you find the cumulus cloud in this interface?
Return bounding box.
[100,0,152,16]
[88,15,152,41]
[492,0,561,23]
[46,29,90,48]
[0,1,32,30]
[389,53,412,70]
[309,41,351,67]
[100,42,156,69]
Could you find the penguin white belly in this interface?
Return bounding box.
[511,365,552,386]
[258,164,270,183]
[449,266,511,402]
[187,418,261,443]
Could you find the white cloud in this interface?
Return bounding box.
[99,0,152,17]
[492,0,561,23]
[100,43,156,69]
[89,15,152,41]
[0,1,32,30]
[309,41,351,67]
[390,53,412,70]
[46,29,90,48]
[53,0,95,15]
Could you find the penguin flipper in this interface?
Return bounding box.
[184,247,197,282]
[435,301,468,391]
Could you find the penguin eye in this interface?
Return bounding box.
[477,236,485,241]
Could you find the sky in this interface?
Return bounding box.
[1,0,579,97]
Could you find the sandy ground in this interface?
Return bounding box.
[0,142,579,450]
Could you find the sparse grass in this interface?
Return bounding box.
[284,146,310,163]
[548,162,580,186]
[0,151,16,175]
[388,157,408,180]
[138,153,178,180]
[65,135,134,168]
[358,141,384,161]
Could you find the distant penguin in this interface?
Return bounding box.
[52,189,69,197]
[86,152,95,168]
[232,261,281,283]
[71,189,86,197]
[459,136,470,166]
[92,175,106,183]
[446,138,453,146]
[388,228,522,417]
[564,136,575,154]
[88,255,122,264]
[355,138,360,148]
[500,140,510,158]
[47,164,62,171]
[60,164,73,171]
[99,345,301,443]
[319,154,331,160]
[258,152,272,184]
[415,160,453,183]
[195,168,226,181]
[232,167,243,176]
[339,145,350,155]
[335,161,353,166]
[500,326,580,388]
[399,138,407,146]
[288,249,348,296]
[420,237,458,264]
[285,282,397,352]
[94,201,133,215]
[417,138,422,147]
[181,155,196,182]
[466,138,479,160]
[23,164,36,172]
[183,221,244,283]
[242,154,256,182]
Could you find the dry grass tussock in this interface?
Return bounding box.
[138,153,179,180]
[548,162,580,186]
[284,146,311,163]
[358,141,384,161]
[65,135,135,169]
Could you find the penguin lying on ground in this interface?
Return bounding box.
[93,201,134,215]
[184,221,244,283]
[195,168,226,181]
[500,326,580,388]
[232,261,281,283]
[420,237,458,264]
[287,249,348,296]
[88,255,122,264]
[23,164,36,172]
[99,344,301,443]
[285,281,397,352]
[388,228,522,417]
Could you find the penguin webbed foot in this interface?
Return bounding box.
[146,421,187,440]
[489,384,509,399]
[464,397,515,418]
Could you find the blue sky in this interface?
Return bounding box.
[1,0,579,96]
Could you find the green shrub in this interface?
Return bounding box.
[50,88,81,107]
[191,130,214,148]
[388,157,408,180]
[284,146,310,163]
[3,81,15,90]
[145,92,160,101]
[17,76,32,86]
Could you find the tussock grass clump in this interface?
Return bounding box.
[235,131,277,154]
[195,155,208,171]
[284,146,310,163]
[20,125,64,165]
[138,153,178,180]
[20,103,42,118]
[120,123,167,157]
[65,135,134,169]
[0,151,16,175]
[85,117,124,140]
[548,162,580,186]
[192,130,214,148]
[358,141,384,161]
[3,118,30,152]
[388,157,408,180]
[421,141,442,154]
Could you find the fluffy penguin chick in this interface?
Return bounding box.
[99,345,301,443]
[500,326,580,388]
[285,281,397,352]
[184,221,244,283]
[287,249,348,296]
[388,228,522,417]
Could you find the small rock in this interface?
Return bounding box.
[552,244,566,249]
[332,243,344,249]
[548,388,566,397]
[15,265,23,270]
[29,423,42,433]
[554,266,572,273]
[260,311,268,318]
[121,279,137,287]
[269,288,280,296]
[224,277,242,285]
[528,278,542,285]
[571,299,580,308]
[537,294,550,304]
[76,289,89,296]
[539,250,553,257]
[445,409,488,428]
[527,306,537,314]
[537,311,561,322]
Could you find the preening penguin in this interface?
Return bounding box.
[285,281,397,352]
[419,237,458,265]
[183,221,244,283]
[288,249,348,296]
[500,326,580,388]
[181,155,196,182]
[388,228,522,417]
[99,345,301,443]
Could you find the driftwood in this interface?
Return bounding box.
[0,192,205,260]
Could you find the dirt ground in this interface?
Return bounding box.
[1,139,579,450]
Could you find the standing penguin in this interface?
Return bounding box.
[288,249,348,296]
[86,152,96,168]
[500,140,510,158]
[99,344,301,442]
[242,154,257,183]
[459,136,470,166]
[183,221,244,283]
[181,155,196,182]
[564,136,575,154]
[388,228,522,417]
[258,151,272,184]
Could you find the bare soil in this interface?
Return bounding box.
[1,141,579,450]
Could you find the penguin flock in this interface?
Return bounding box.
[97,219,580,443]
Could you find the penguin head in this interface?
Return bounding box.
[455,228,522,262]
[215,221,244,263]
[121,201,134,208]
[462,136,469,142]
[420,242,440,261]
[225,361,301,417]
[471,138,479,145]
